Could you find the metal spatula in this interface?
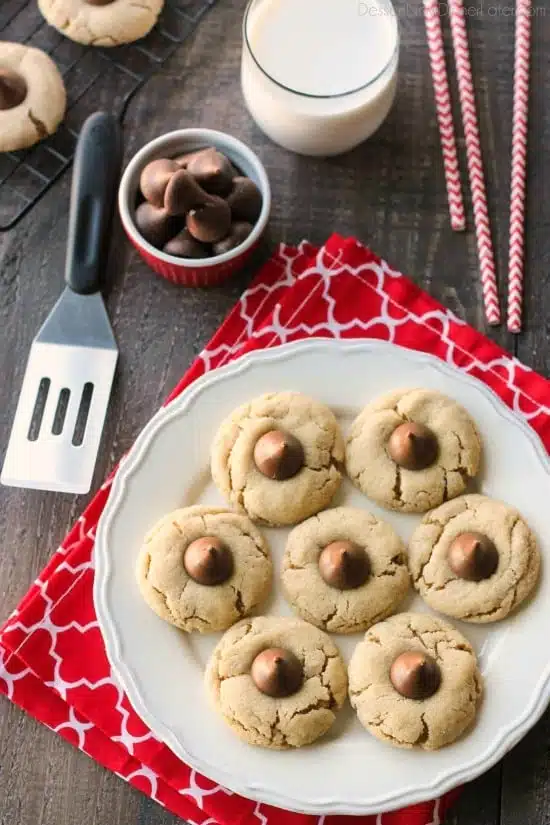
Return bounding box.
[1,112,123,494]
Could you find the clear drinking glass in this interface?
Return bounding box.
[241,0,400,157]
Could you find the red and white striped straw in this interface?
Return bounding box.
[423,0,466,232]
[449,0,501,325]
[507,0,532,333]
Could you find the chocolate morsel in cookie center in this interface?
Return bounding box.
[390,651,441,700]
[318,540,370,590]
[387,422,439,471]
[85,0,116,5]
[0,69,27,111]
[183,536,233,585]
[251,648,303,698]
[253,430,305,480]
[448,531,499,581]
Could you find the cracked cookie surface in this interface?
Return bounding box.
[0,42,66,152]
[281,507,410,633]
[205,616,348,749]
[409,494,540,622]
[345,388,482,513]
[349,612,482,750]
[38,0,164,47]
[136,505,272,633]
[211,392,344,526]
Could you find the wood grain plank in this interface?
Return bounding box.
[449,767,502,825]
[501,4,550,824]
[500,709,550,825]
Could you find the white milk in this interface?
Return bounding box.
[241,0,399,156]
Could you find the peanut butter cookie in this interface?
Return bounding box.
[282,506,409,633]
[211,392,344,526]
[205,616,348,749]
[349,612,483,750]
[136,505,272,633]
[408,494,540,622]
[0,42,66,152]
[346,388,481,513]
[38,0,164,47]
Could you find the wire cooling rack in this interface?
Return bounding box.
[0,0,218,231]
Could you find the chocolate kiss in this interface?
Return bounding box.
[164,169,211,216]
[226,177,263,223]
[448,532,499,581]
[213,221,253,255]
[183,536,233,586]
[390,651,441,700]
[251,648,303,698]
[0,69,27,111]
[186,198,231,243]
[186,148,234,196]
[164,229,210,259]
[134,202,180,249]
[140,158,179,208]
[253,430,305,480]
[318,540,370,590]
[387,422,439,470]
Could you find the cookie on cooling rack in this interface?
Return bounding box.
[0,42,66,152]
[38,0,164,47]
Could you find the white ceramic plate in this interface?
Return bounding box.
[94,339,550,816]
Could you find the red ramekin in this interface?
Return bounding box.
[118,128,271,287]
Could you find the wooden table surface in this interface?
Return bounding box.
[1,1,549,822]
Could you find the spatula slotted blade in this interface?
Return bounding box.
[1,293,118,494]
[1,112,122,495]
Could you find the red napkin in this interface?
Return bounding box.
[2,233,550,825]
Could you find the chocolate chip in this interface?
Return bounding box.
[186,147,234,196]
[251,648,303,698]
[448,532,499,581]
[134,202,180,248]
[318,540,370,590]
[163,229,211,259]
[387,422,439,471]
[140,158,179,208]
[0,69,27,111]
[212,221,253,255]
[390,651,441,700]
[186,197,232,243]
[226,177,263,223]
[183,536,233,586]
[253,430,305,480]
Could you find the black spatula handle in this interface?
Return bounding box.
[65,112,123,295]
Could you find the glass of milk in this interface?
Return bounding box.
[241,0,400,157]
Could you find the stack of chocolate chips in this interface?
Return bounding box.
[134,147,263,259]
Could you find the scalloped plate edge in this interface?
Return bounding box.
[94,338,550,815]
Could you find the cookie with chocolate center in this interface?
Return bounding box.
[346,388,482,513]
[206,616,347,749]
[349,612,483,750]
[136,505,272,632]
[409,494,540,622]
